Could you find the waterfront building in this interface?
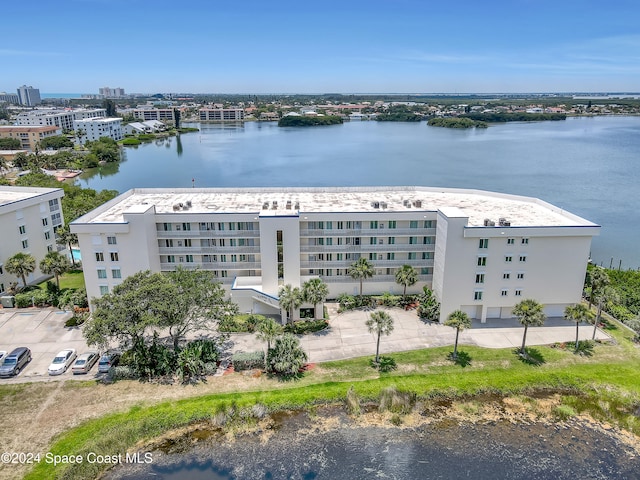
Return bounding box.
[123,121,167,135]
[0,92,20,105]
[99,87,125,98]
[0,186,65,294]
[0,125,61,151]
[132,108,177,123]
[16,85,41,107]
[15,109,106,132]
[73,117,123,144]
[70,187,599,322]
[199,107,245,122]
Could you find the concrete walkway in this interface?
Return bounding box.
[228,305,611,363]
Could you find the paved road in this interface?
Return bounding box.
[0,305,610,383]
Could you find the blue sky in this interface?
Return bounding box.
[2,0,639,94]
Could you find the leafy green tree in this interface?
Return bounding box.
[564,303,594,351]
[592,285,619,340]
[39,135,73,150]
[176,343,205,384]
[5,252,36,288]
[0,138,21,149]
[255,317,284,352]
[267,333,307,377]
[302,278,329,319]
[587,267,609,309]
[12,152,30,168]
[160,267,238,350]
[513,299,546,354]
[444,310,472,360]
[278,284,303,323]
[417,286,440,321]
[55,225,79,266]
[39,251,71,289]
[395,264,418,299]
[348,257,374,296]
[366,310,394,365]
[84,271,175,351]
[102,99,117,116]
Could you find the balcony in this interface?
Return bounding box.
[156,229,260,238]
[158,246,260,254]
[300,227,436,237]
[300,243,436,253]
[301,259,433,269]
[322,274,433,283]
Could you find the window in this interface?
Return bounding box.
[22,240,28,249]
[370,237,377,245]
[423,236,434,244]
[410,220,418,229]
[474,291,483,300]
[501,289,508,296]
[186,255,194,263]
[388,237,395,244]
[112,269,121,279]
[517,273,525,280]
[515,289,522,296]
[162,223,172,231]
[370,221,378,229]
[387,253,395,260]
[107,236,117,245]
[522,238,529,245]
[167,255,175,263]
[422,252,433,260]
[479,238,489,249]
[388,221,396,229]
[421,267,433,275]
[424,220,434,228]
[227,222,235,230]
[519,255,527,262]
[0,266,3,274]
[409,236,417,245]
[475,273,485,284]
[99,286,109,295]
[369,253,376,261]
[503,272,511,280]
[0,283,4,293]
[47,245,53,252]
[505,256,513,262]
[49,199,60,212]
[110,252,119,262]
[408,252,417,260]
[184,239,192,247]
[51,213,61,226]
[507,238,515,245]
[44,231,51,240]
[97,269,107,279]
[477,256,487,266]
[18,225,26,235]
[42,217,48,227]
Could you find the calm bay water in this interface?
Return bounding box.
[77,116,640,269]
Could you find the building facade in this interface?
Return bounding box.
[16,85,41,106]
[15,109,106,132]
[70,187,599,321]
[132,108,177,123]
[73,117,123,144]
[0,126,62,151]
[199,108,244,122]
[99,87,125,98]
[0,186,65,294]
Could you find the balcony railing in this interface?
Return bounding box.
[158,246,260,254]
[300,243,436,253]
[300,228,437,237]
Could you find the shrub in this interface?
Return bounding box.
[121,138,141,146]
[284,319,328,335]
[185,339,221,363]
[232,351,265,371]
[219,314,265,333]
[15,289,50,308]
[202,362,219,376]
[108,365,139,381]
[574,340,595,356]
[370,356,397,373]
[337,293,357,311]
[377,292,400,307]
[267,334,307,378]
[345,385,361,416]
[553,404,577,421]
[378,386,415,414]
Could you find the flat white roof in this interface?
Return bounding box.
[0,186,62,207]
[73,186,599,228]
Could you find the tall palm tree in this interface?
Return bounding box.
[39,251,71,289]
[592,286,619,340]
[395,264,418,299]
[55,226,78,267]
[5,252,36,289]
[588,267,609,309]
[255,317,283,352]
[348,257,374,296]
[444,310,472,360]
[302,278,329,319]
[366,310,394,365]
[278,284,303,324]
[564,303,594,351]
[512,299,546,355]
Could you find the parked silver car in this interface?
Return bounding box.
[0,347,32,377]
[72,351,99,374]
[48,349,77,376]
[98,352,121,373]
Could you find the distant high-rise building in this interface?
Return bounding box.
[99,87,125,98]
[0,92,20,105]
[16,85,41,106]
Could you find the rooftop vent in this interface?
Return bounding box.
[294,202,300,210]
[173,204,181,211]
[372,201,380,209]
[484,218,496,226]
[413,200,422,208]
[380,201,388,209]
[262,202,269,210]
[403,199,410,207]
[286,200,292,210]
[272,201,278,210]
[498,217,510,226]
[186,200,192,208]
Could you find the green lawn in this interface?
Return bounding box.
[37,269,85,290]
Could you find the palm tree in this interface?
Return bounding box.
[564,303,594,351]
[39,251,71,289]
[444,310,472,360]
[278,284,303,324]
[588,267,609,309]
[5,252,36,289]
[512,299,546,355]
[302,278,329,319]
[348,257,374,296]
[55,225,78,267]
[366,310,394,365]
[592,286,619,340]
[255,317,283,352]
[395,264,418,299]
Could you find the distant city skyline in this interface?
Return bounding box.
[2,0,639,94]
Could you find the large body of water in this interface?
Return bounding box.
[77,116,640,269]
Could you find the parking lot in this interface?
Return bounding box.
[0,308,92,384]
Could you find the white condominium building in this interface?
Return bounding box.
[199,108,245,122]
[73,117,123,145]
[0,186,65,294]
[132,108,177,123]
[70,186,599,322]
[15,109,107,132]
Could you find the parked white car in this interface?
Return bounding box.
[48,349,77,376]
[0,351,6,363]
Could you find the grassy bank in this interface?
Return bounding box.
[22,320,640,480]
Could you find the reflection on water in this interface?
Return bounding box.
[108,409,637,480]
